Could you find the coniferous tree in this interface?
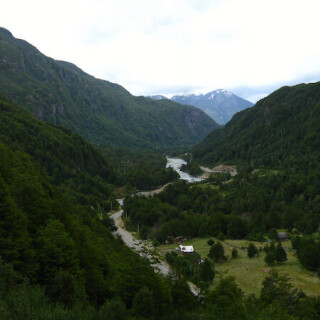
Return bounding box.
[274,242,287,263]
[247,243,258,258]
[208,242,226,262]
[200,258,215,283]
[268,228,278,241]
[232,248,238,259]
[264,252,276,266]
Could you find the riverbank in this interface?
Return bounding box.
[111,204,201,296]
[166,157,204,183]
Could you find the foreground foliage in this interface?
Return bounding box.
[0,96,182,319]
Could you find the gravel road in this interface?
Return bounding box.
[111,209,171,276]
[112,200,200,296]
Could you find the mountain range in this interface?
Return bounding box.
[0,27,218,151]
[149,90,253,125]
[0,25,320,319]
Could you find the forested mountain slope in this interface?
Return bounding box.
[0,94,196,318]
[0,142,180,317]
[0,27,217,150]
[193,82,320,169]
[0,94,116,208]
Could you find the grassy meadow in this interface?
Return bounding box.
[158,237,320,296]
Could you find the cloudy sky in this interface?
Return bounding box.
[1,0,320,102]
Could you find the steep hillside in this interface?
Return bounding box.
[172,89,253,124]
[0,94,188,318]
[0,27,217,150]
[0,142,176,317]
[193,82,320,168]
[0,94,115,208]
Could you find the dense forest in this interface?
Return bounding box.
[0,27,217,151]
[0,94,116,208]
[124,170,320,241]
[100,148,178,191]
[0,27,320,317]
[1,88,319,318]
[0,142,181,319]
[124,82,320,286]
[0,95,192,319]
[0,94,180,199]
[193,82,320,169]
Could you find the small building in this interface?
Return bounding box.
[179,245,194,253]
[277,232,289,241]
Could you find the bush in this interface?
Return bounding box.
[268,228,278,241]
[98,297,127,320]
[208,242,227,262]
[231,248,238,259]
[217,232,225,241]
[165,252,175,264]
[247,243,258,258]
[200,258,215,283]
[274,242,287,263]
[264,252,275,266]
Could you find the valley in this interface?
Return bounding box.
[159,237,320,297]
[119,158,320,297]
[0,26,320,320]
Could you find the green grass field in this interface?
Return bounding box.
[158,237,320,296]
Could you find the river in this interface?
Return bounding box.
[135,157,203,196]
[166,157,204,183]
[113,157,202,295]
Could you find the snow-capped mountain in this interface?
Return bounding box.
[171,89,253,125]
[147,95,168,100]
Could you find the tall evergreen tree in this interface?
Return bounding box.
[247,243,258,258]
[200,258,215,283]
[274,242,287,263]
[264,252,276,266]
[208,242,226,262]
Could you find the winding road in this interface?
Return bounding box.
[111,208,171,276]
[110,159,203,296]
[111,206,200,296]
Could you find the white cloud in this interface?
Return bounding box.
[1,0,320,99]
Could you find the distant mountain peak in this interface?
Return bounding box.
[206,89,233,99]
[0,27,13,38]
[147,95,168,100]
[168,89,253,124]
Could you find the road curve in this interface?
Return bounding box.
[111,209,171,276]
[112,198,200,296]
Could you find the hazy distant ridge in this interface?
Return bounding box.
[149,89,253,124]
[171,89,253,124]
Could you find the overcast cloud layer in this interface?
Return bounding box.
[1,0,320,102]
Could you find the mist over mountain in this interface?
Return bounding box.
[147,95,168,100]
